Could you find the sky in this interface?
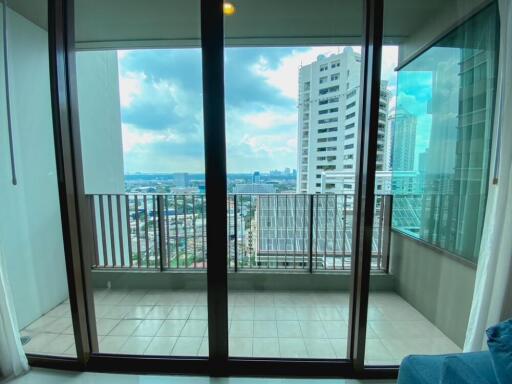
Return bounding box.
[119,46,399,174]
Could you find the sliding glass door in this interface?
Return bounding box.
[72,0,208,357]
[364,0,499,366]
[222,0,364,360]
[0,0,77,358]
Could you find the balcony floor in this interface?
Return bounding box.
[21,289,461,364]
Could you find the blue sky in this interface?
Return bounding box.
[119,46,398,174]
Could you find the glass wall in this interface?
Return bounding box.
[391,3,499,262]
[0,0,76,357]
[365,0,499,366]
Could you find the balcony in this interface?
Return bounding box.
[19,193,465,363]
[87,193,390,272]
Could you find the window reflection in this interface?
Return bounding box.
[391,3,499,262]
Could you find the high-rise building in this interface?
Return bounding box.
[390,107,417,171]
[296,47,391,194]
[252,171,261,184]
[257,49,392,263]
[174,172,189,187]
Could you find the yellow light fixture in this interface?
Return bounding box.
[223,2,236,16]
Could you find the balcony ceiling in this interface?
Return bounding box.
[11,0,487,49]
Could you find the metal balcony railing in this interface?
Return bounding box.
[87,193,392,272]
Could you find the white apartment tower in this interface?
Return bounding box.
[390,107,417,171]
[297,48,390,194]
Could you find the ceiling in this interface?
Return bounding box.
[10,0,485,49]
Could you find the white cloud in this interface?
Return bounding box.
[117,50,130,60]
[241,109,297,130]
[381,46,399,83]
[251,45,398,103]
[118,71,145,108]
[251,46,341,100]
[122,123,183,153]
[241,133,296,155]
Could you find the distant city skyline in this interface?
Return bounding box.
[124,168,297,176]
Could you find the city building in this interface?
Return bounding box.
[233,183,276,194]
[297,47,391,194]
[170,186,199,195]
[390,107,417,172]
[252,171,261,184]
[173,172,190,187]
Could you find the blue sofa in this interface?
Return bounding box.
[398,352,498,384]
[398,319,512,384]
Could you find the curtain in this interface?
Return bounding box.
[0,248,28,378]
[464,0,512,352]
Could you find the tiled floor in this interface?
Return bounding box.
[20,289,461,364]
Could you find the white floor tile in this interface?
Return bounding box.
[279,338,307,358]
[132,319,164,337]
[253,321,278,338]
[253,338,280,357]
[108,320,142,336]
[172,336,202,356]
[143,336,177,355]
[229,337,253,357]
[304,338,336,358]
[120,336,152,354]
[181,320,208,337]
[230,321,254,337]
[276,321,302,338]
[156,319,186,336]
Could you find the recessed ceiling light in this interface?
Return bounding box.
[223,2,236,16]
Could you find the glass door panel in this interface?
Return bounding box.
[223,0,363,359]
[74,0,208,357]
[0,0,76,358]
[364,0,499,365]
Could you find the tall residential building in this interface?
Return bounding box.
[174,172,190,187]
[296,47,391,194]
[390,107,417,171]
[252,171,261,184]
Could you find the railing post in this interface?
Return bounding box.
[233,194,238,272]
[89,195,99,268]
[107,195,116,267]
[376,196,384,270]
[157,195,167,271]
[381,195,393,273]
[308,194,314,273]
[116,195,125,267]
[98,195,108,267]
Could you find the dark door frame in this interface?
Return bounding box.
[349,0,385,372]
[29,0,397,379]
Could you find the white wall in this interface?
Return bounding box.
[0,8,68,329]
[76,51,125,194]
[75,51,126,268]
